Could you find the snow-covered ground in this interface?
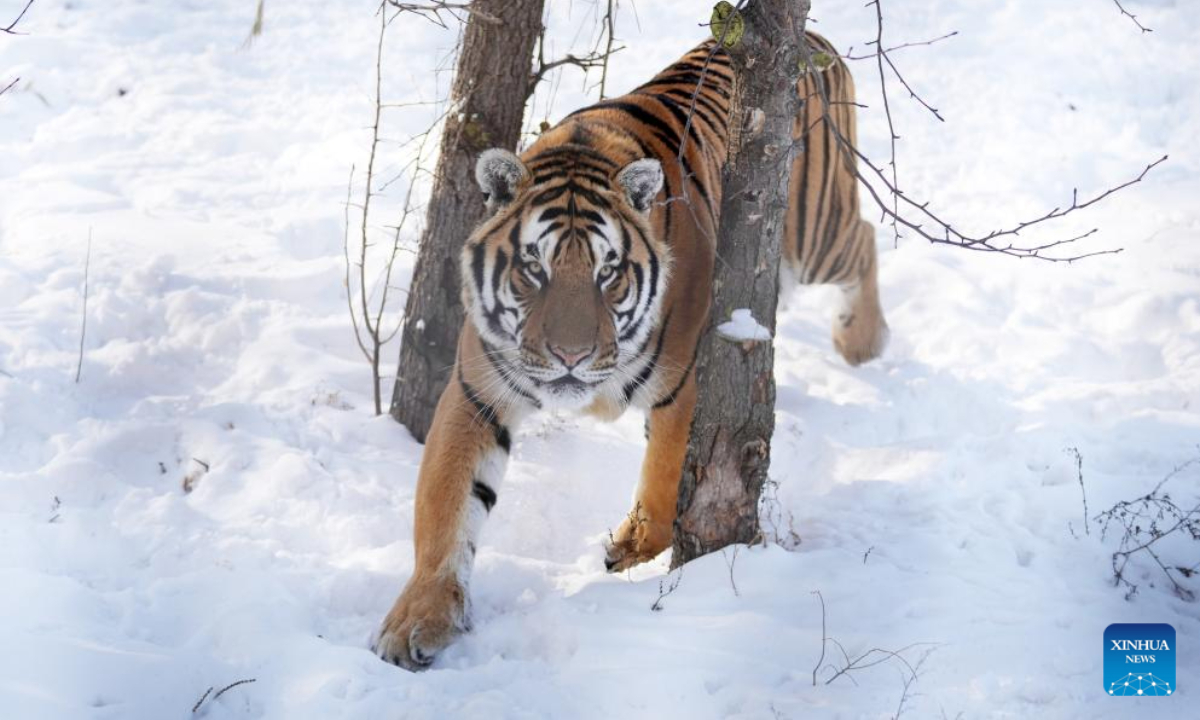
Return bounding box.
[2,0,1198,717]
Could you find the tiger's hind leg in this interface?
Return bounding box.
[788,33,888,365]
[830,219,888,366]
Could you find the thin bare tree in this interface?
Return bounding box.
[344,5,439,416]
[387,0,546,441]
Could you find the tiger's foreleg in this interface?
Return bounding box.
[830,219,888,366]
[605,372,697,572]
[373,354,513,670]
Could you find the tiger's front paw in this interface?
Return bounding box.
[605,510,672,572]
[372,574,468,671]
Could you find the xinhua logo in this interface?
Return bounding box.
[1104,623,1176,697]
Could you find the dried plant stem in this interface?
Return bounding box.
[75,229,91,384]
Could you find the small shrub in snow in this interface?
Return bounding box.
[1095,454,1200,601]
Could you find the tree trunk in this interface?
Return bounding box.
[389,0,545,442]
[672,0,810,568]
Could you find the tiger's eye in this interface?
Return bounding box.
[597,265,614,279]
[525,261,541,275]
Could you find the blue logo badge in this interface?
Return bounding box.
[1105,623,1175,696]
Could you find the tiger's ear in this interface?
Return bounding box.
[615,158,663,214]
[476,148,528,213]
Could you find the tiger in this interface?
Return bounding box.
[373,31,888,670]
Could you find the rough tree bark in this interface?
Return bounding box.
[389,0,545,442]
[672,0,810,568]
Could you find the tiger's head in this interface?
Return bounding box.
[460,145,670,410]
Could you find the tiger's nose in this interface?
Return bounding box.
[548,343,595,368]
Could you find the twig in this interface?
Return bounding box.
[212,678,257,701]
[190,688,212,713]
[844,31,959,60]
[385,0,499,29]
[357,10,387,415]
[650,567,683,611]
[869,0,902,245]
[796,4,1164,261]
[344,165,369,362]
[824,641,934,686]
[528,2,625,102]
[1111,0,1152,33]
[721,545,740,597]
[893,647,937,719]
[529,51,625,100]
[811,590,826,686]
[192,678,257,714]
[811,591,937,689]
[344,6,423,416]
[1067,447,1089,536]
[596,0,618,99]
[808,39,1166,260]
[75,229,91,384]
[1095,453,1200,601]
[1,0,34,34]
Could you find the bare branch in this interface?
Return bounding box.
[346,3,447,415]
[811,590,827,687]
[346,8,402,416]
[192,678,257,714]
[881,49,944,122]
[2,1,34,95]
[798,10,1168,261]
[1066,447,1090,537]
[812,588,938,696]
[529,51,623,98]
[596,0,618,99]
[650,566,683,611]
[869,0,902,244]
[844,30,959,61]
[75,229,91,384]
[721,545,740,596]
[1095,452,1200,601]
[893,647,938,719]
[385,0,500,29]
[528,2,624,102]
[1112,0,1152,33]
[2,0,34,35]
[344,165,371,361]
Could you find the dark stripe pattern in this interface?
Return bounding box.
[472,480,497,513]
[458,368,512,453]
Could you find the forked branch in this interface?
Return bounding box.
[385,0,499,29]
[796,0,1166,261]
[2,0,33,34]
[528,0,624,101]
